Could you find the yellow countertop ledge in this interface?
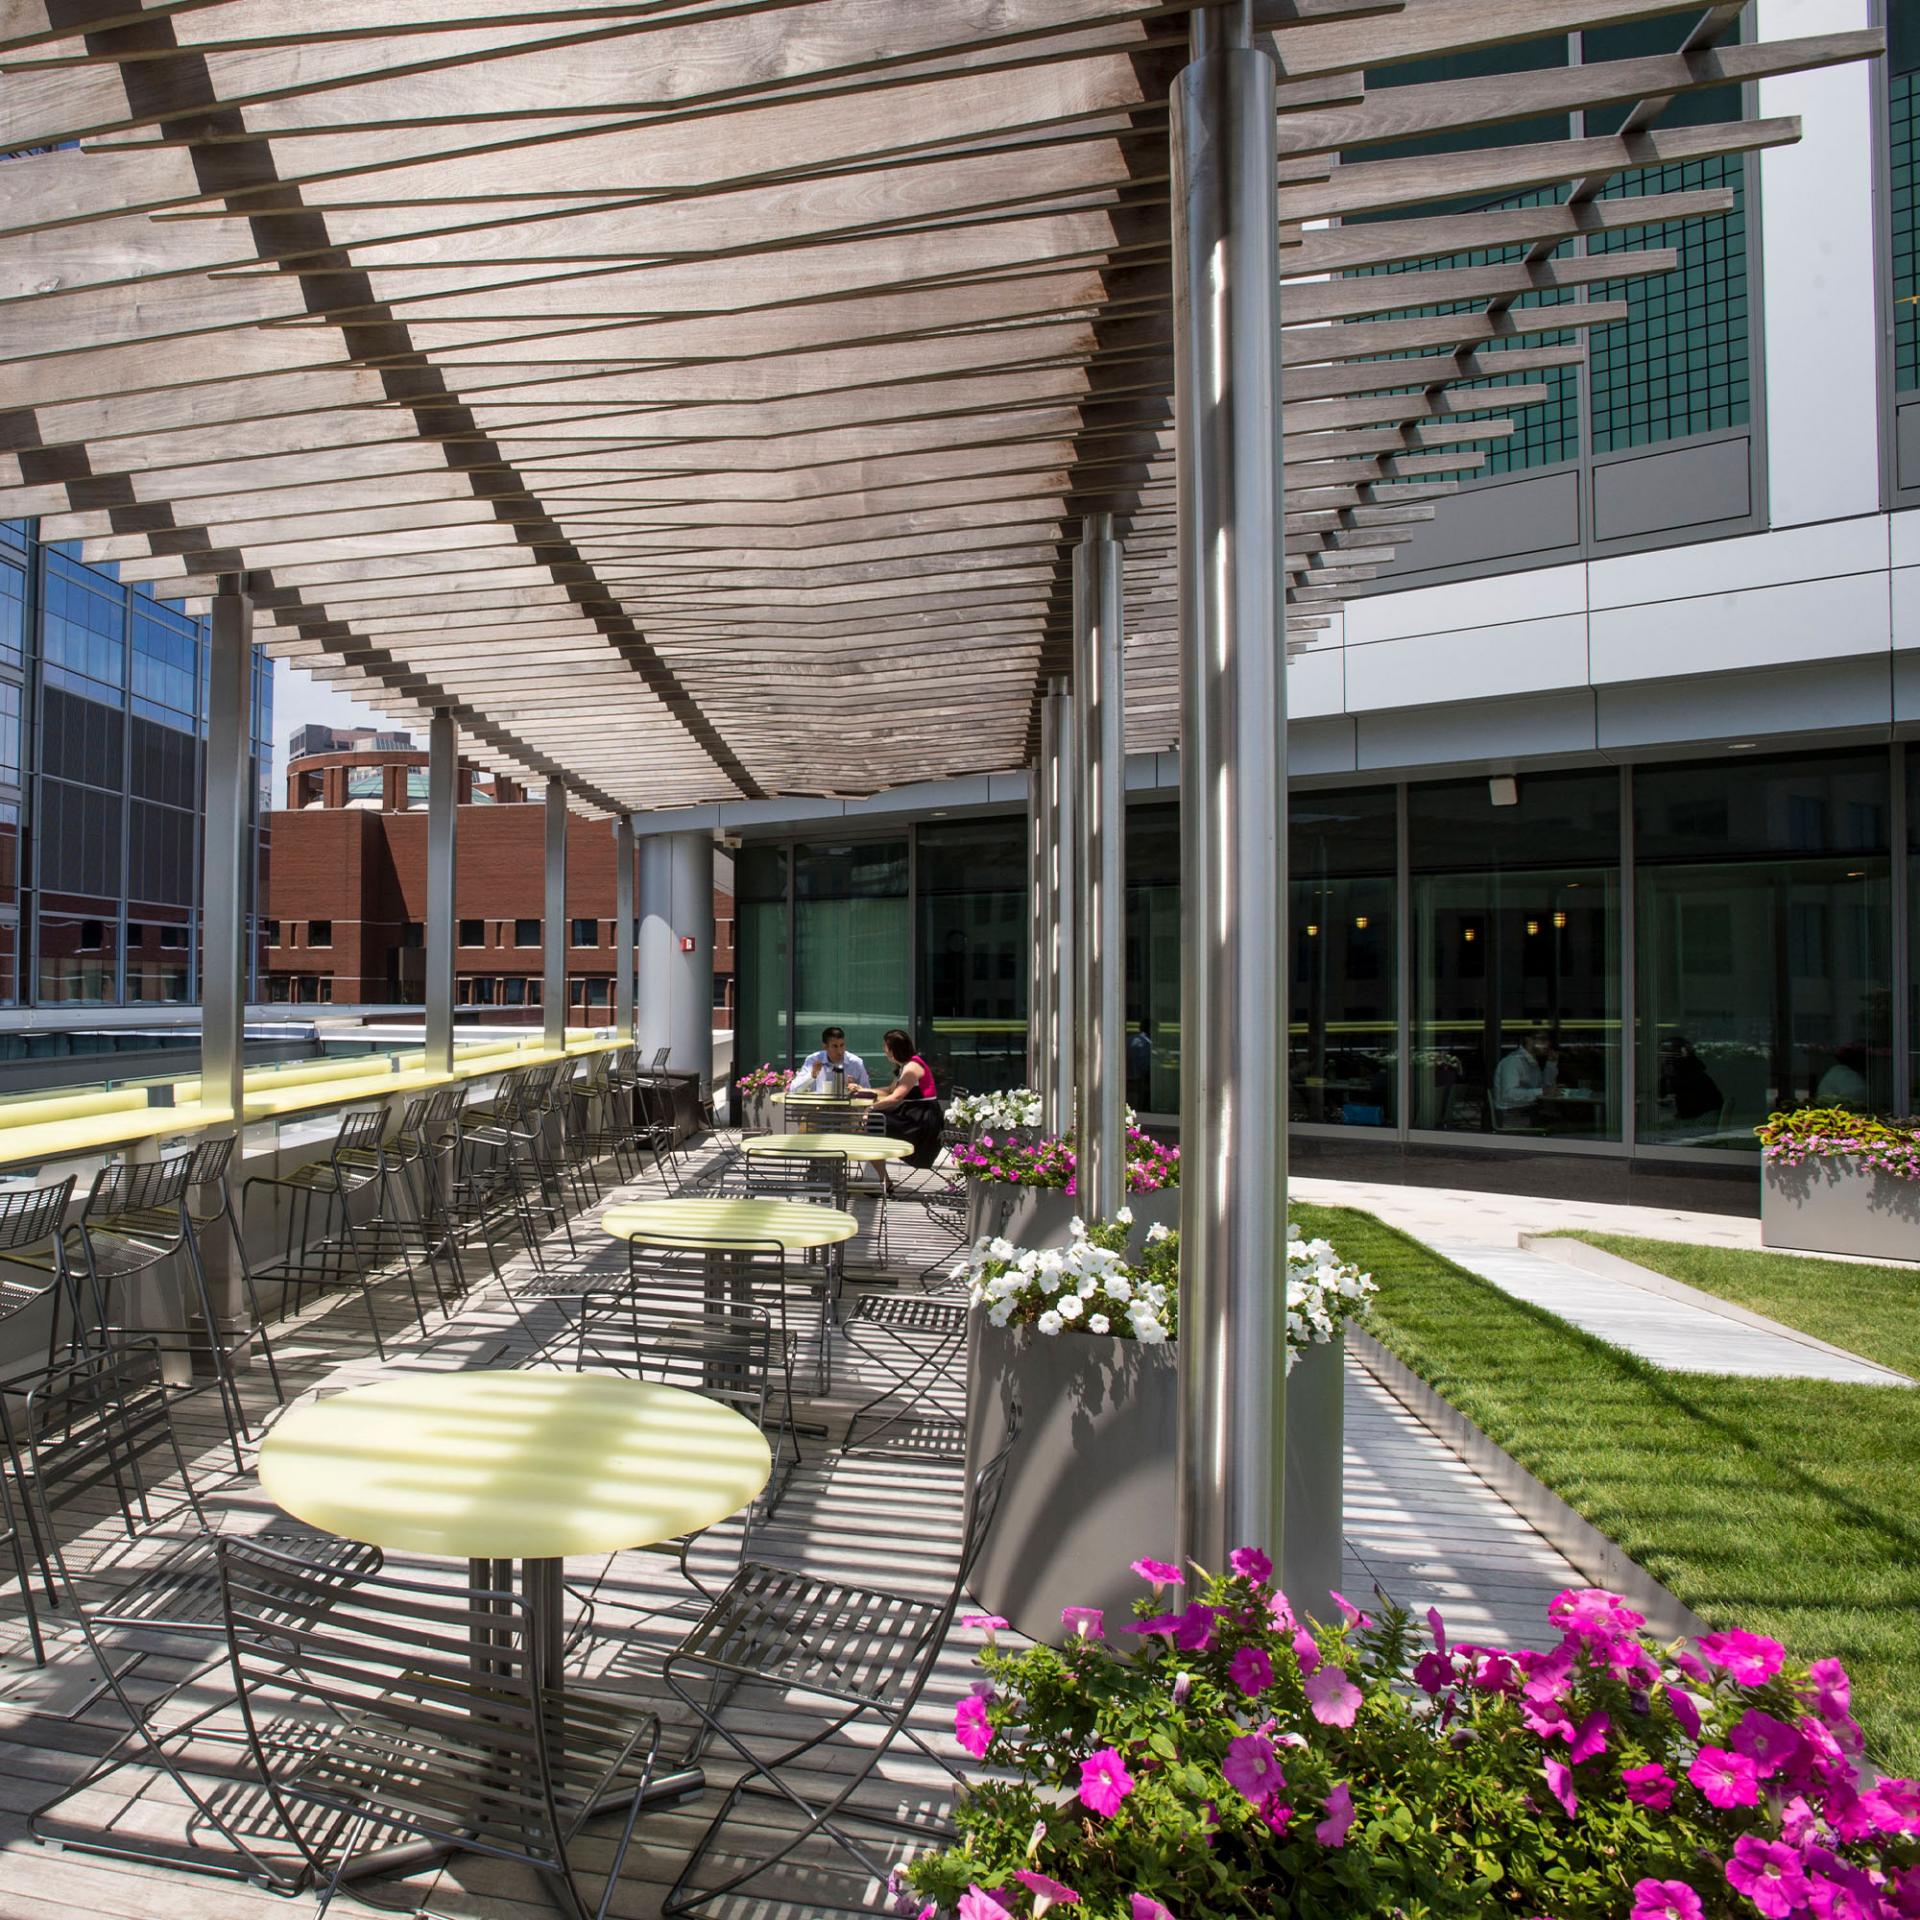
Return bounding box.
[0,1101,235,1172]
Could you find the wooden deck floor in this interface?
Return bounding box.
[0,1143,1579,1919]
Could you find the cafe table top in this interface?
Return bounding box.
[741,1131,912,1165]
[600,1195,859,1251]
[258,1370,771,1562]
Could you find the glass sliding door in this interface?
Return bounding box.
[1637,752,1892,1147]
[1410,772,1622,1139]
[1290,787,1397,1127]
[792,838,909,1076]
[1125,804,1181,1115]
[733,844,790,1073]
[916,818,1027,1095]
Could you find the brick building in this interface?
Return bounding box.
[265,741,734,1024]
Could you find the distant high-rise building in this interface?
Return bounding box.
[0,520,272,1008]
[286,722,414,760]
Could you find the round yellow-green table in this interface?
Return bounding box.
[741,1132,911,1166]
[260,1369,771,1781]
[600,1195,858,1252]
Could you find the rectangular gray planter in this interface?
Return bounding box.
[962,1181,1180,1254]
[1761,1155,1920,1262]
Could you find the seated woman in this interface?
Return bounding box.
[861,1028,945,1168]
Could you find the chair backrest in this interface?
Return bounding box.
[399,1085,465,1137]
[330,1106,389,1159]
[745,1148,847,1208]
[3,1341,205,1551]
[572,1280,774,1431]
[184,1135,237,1187]
[794,1100,859,1134]
[0,1174,75,1255]
[215,1540,574,1870]
[650,1046,671,1073]
[83,1148,196,1221]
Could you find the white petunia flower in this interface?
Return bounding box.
[1088,1313,1110,1334]
[1145,1221,1172,1245]
[1115,1205,1134,1226]
[1056,1293,1082,1321]
[1037,1310,1063,1336]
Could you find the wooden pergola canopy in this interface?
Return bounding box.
[0,0,1879,815]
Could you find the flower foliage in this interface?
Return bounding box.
[950,1087,1048,1132]
[905,1558,1920,1920]
[955,1126,1181,1196]
[1755,1108,1920,1182]
[957,1218,1373,1367]
[733,1061,785,1096]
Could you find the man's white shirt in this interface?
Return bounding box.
[790,1050,870,1092]
[1492,1047,1556,1111]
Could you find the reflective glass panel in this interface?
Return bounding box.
[792,839,908,1075]
[1125,804,1181,1114]
[916,817,1028,1096]
[734,844,790,1073]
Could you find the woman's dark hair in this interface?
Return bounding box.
[882,1028,915,1062]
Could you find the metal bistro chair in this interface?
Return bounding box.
[570,1044,648,1185]
[792,1099,860,1136]
[344,1085,470,1316]
[740,1149,849,1386]
[0,1174,87,1368]
[216,1541,666,1920]
[660,1427,1020,1919]
[243,1107,433,1362]
[13,1344,381,1888]
[445,1063,554,1278]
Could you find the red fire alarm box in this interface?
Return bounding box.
[679,935,696,953]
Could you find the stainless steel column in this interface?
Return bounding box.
[1072,515,1127,1216]
[615,815,637,1038]
[202,576,253,1126]
[639,830,715,1091]
[1172,5,1289,1573]
[543,779,567,1050]
[425,709,457,1074]
[1041,676,1075,1135]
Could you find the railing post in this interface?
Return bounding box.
[1172,2,1289,1574]
[425,709,457,1073]
[1042,675,1075,1135]
[543,779,567,1049]
[203,575,252,1128]
[1073,514,1127,1216]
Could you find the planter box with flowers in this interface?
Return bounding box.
[1757,1109,1920,1262]
[956,1115,1182,1251]
[902,1556,1919,1920]
[733,1061,785,1134]
[962,1216,1373,1643]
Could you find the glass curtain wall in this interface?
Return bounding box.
[1637,752,1892,1146]
[1289,788,1397,1127]
[1411,772,1622,1140]
[1125,805,1181,1114]
[733,844,789,1074]
[792,839,908,1073]
[916,818,1027,1094]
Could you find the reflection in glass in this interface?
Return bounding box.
[1125,805,1180,1114]
[733,845,789,1073]
[917,818,1027,1095]
[38,913,118,1004]
[792,840,909,1076]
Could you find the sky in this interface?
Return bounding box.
[271,654,408,756]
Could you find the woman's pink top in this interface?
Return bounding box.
[906,1054,938,1101]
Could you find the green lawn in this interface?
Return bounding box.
[1548,1230,1920,1378]
[1295,1204,1920,1774]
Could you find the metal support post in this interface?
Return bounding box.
[1043,677,1076,1135]
[615,815,637,1038]
[1172,4,1289,1573]
[203,577,253,1128]
[639,831,716,1091]
[1073,515,1127,1216]
[543,780,567,1049]
[425,710,457,1073]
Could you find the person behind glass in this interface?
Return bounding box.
[789,1025,870,1096]
[863,1027,944,1168]
[1491,1028,1557,1128]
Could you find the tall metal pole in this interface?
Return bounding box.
[1073,515,1127,1216]
[639,830,716,1088]
[1172,3,1288,1573]
[425,709,457,1073]
[543,779,568,1050]
[615,814,637,1038]
[203,576,253,1126]
[1042,676,1075,1135]
[1028,755,1049,1094]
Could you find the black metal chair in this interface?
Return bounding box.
[839,1287,970,1453]
[0,1174,87,1367]
[216,1541,667,1920]
[446,1063,554,1277]
[660,1429,1019,1918]
[742,1148,851,1360]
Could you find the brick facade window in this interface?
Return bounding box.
[514,918,541,947]
[570,917,597,948]
[308,919,332,948]
[458,918,484,946]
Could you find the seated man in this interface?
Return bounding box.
[788,1024,871,1094]
[1491,1029,1557,1128]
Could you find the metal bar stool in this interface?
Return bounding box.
[0,1175,86,1372]
[448,1064,556,1277]
[338,1085,469,1319]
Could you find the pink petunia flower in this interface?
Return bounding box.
[1622,1762,1675,1810]
[1549,1587,1647,1641]
[1131,1558,1183,1588]
[1292,1625,1322,1676]
[1228,1546,1273,1584]
[1060,1606,1104,1641]
[1543,1756,1577,1818]
[954,1693,993,1760]
[1697,1628,1786,1687]
[1229,1645,1274,1698]
[1268,1590,1296,1632]
[1426,1606,1448,1654]
[1631,1880,1704,1920]
[1724,1836,1809,1919]
[1413,1650,1454,1696]
[1566,1711,1610,1764]
[1315,1781,1355,1848]
[1730,1708,1804,1777]
[1013,1869,1081,1910]
[1329,1589,1372,1630]
[1169,1602,1217,1652]
[1690,1745,1761,1809]
[1666,1686,1703,1741]
[1862,1778,1920,1835]
[1304,1665,1362,1728]
[1130,1899,1175,1920]
[1804,1656,1853,1726]
[1222,1732,1285,1804]
[958,1888,1015,1920]
[1078,1747,1135,1818]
